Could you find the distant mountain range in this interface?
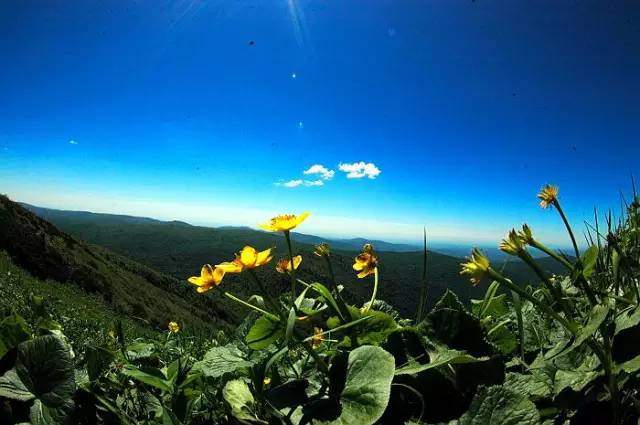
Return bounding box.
[23,203,422,253]
[14,202,567,317]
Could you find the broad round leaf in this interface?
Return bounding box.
[192,344,255,378]
[246,315,283,350]
[322,345,395,425]
[458,385,539,425]
[16,335,75,408]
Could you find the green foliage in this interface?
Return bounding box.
[246,315,284,350]
[223,379,258,422]
[192,344,255,378]
[1,190,640,424]
[457,385,540,425]
[324,346,395,425]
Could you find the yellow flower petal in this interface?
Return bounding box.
[255,248,274,266]
[188,276,203,285]
[240,246,258,267]
[187,264,225,293]
[311,327,325,348]
[352,247,378,279]
[259,212,311,232]
[537,184,559,209]
[295,211,311,226]
[216,260,243,273]
[357,269,372,279]
[276,255,302,273]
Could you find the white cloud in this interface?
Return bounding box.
[69,140,78,145]
[278,179,303,188]
[304,179,324,187]
[303,164,335,180]
[276,179,324,188]
[338,161,381,179]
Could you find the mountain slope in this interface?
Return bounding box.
[0,196,232,330]
[21,203,567,317]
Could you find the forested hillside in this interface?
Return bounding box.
[23,203,564,316]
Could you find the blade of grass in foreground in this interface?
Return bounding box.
[415,227,428,323]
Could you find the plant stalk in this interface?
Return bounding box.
[284,230,297,301]
[223,291,280,321]
[247,269,283,318]
[363,268,379,314]
[553,199,581,260]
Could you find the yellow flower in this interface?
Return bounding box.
[518,224,534,245]
[168,321,180,333]
[216,246,273,273]
[460,248,491,286]
[314,242,331,258]
[188,264,225,293]
[311,327,325,348]
[276,255,302,274]
[259,212,311,232]
[538,184,559,209]
[499,229,526,256]
[353,244,378,278]
[263,377,271,386]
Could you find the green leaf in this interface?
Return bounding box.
[504,371,552,400]
[30,399,65,425]
[331,307,398,346]
[554,369,600,394]
[162,406,183,425]
[458,385,540,425]
[121,365,171,392]
[0,313,31,359]
[432,289,467,312]
[614,306,640,335]
[395,346,488,375]
[126,342,156,360]
[574,304,609,346]
[0,314,31,359]
[285,307,297,343]
[223,379,257,422]
[0,368,35,401]
[311,282,343,319]
[322,345,395,425]
[615,354,640,374]
[548,304,609,359]
[553,354,600,394]
[581,245,599,278]
[15,335,75,408]
[192,344,255,378]
[246,315,284,350]
[422,306,492,357]
[85,345,115,381]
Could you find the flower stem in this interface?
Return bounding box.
[223,291,280,321]
[247,269,282,318]
[553,199,600,306]
[530,239,574,270]
[553,199,581,260]
[519,252,574,317]
[487,268,577,334]
[284,230,297,301]
[321,256,351,321]
[363,268,379,313]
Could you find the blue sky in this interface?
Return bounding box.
[1,0,639,246]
